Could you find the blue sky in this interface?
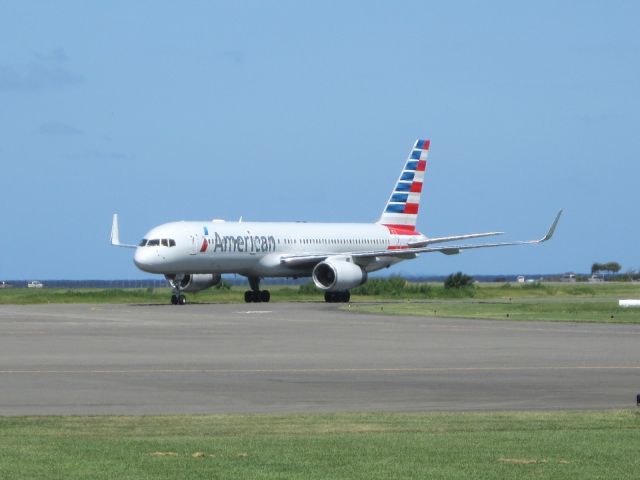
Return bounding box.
[1,1,638,279]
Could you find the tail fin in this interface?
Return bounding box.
[376,139,430,230]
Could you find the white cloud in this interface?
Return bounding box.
[0,50,83,92]
[35,121,82,136]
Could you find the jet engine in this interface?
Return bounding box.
[167,274,221,292]
[312,258,367,291]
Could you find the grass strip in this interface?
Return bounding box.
[348,298,640,323]
[1,282,640,305]
[0,410,638,479]
[0,287,319,305]
[3,283,640,324]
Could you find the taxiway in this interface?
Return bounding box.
[0,303,638,415]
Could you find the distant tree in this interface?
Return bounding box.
[444,272,474,289]
[591,261,622,278]
[618,269,638,282]
[604,262,621,275]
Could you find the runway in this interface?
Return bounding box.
[0,303,639,415]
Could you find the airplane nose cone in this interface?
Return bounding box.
[134,247,156,272]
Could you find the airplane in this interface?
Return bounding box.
[111,138,562,305]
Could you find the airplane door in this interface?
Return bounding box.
[247,230,255,255]
[189,233,199,255]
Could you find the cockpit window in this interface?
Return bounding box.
[140,238,176,247]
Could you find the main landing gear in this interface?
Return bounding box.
[244,276,270,303]
[324,291,350,303]
[171,294,187,305]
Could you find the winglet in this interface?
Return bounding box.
[110,213,137,248]
[111,213,121,245]
[540,209,563,242]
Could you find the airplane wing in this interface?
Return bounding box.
[408,231,503,248]
[110,214,138,248]
[359,209,562,257]
[280,210,562,267]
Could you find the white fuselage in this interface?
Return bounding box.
[133,220,425,278]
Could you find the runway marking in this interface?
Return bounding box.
[408,320,640,333]
[235,310,273,314]
[1,365,639,375]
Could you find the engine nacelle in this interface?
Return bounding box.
[167,274,221,293]
[312,258,367,291]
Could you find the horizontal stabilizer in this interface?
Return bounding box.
[405,209,563,255]
[368,210,562,258]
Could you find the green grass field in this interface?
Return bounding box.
[1,281,639,303]
[3,282,640,323]
[348,298,640,323]
[0,286,314,305]
[1,411,639,480]
[345,283,640,323]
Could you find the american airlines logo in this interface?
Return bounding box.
[200,232,276,254]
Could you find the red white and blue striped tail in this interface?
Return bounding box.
[376,138,429,231]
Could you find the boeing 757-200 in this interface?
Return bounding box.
[111,139,561,305]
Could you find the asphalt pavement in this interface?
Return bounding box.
[0,302,638,415]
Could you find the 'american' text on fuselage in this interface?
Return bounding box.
[205,232,276,254]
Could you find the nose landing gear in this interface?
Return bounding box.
[244,276,270,303]
[166,275,188,306]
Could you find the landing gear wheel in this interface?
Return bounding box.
[324,291,350,303]
[171,295,178,305]
[244,290,270,303]
[245,291,261,302]
[178,295,187,305]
